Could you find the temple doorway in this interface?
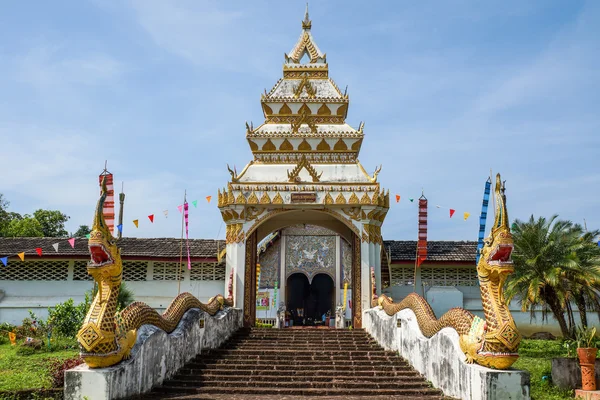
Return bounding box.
[286,272,334,326]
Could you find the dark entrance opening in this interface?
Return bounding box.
[286,273,334,326]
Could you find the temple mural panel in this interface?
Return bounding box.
[257,239,280,288]
[286,235,335,282]
[341,238,352,287]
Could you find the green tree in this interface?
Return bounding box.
[74,225,91,237]
[33,209,70,237]
[505,215,600,338]
[4,215,44,237]
[0,194,20,236]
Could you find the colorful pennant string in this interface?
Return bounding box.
[163,210,168,218]
[117,224,123,233]
[206,196,212,203]
[0,257,7,266]
[395,194,400,203]
[449,209,455,218]
[68,238,75,248]
[148,214,154,223]
[177,205,183,213]
[17,252,25,261]
[192,200,198,208]
[35,248,42,257]
[85,234,91,239]
[476,178,492,264]
[464,212,470,221]
[52,243,59,252]
[409,198,414,202]
[133,219,139,228]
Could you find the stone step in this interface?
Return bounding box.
[197,355,408,363]
[185,364,415,372]
[207,348,389,356]
[152,385,444,397]
[171,373,425,384]
[163,378,431,390]
[222,343,381,349]
[178,368,420,378]
[189,360,411,369]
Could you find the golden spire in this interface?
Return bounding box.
[302,3,311,30]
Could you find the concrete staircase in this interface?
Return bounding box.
[140,328,447,399]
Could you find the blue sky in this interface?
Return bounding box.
[0,1,598,241]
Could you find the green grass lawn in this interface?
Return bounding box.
[515,339,575,400]
[0,343,78,392]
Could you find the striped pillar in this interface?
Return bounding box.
[99,173,115,235]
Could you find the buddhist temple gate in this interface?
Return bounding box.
[218,7,389,328]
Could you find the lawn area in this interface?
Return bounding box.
[515,339,575,400]
[0,343,78,392]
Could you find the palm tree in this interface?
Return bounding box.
[505,215,600,338]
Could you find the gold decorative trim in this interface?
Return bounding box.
[272,192,284,204]
[361,210,367,219]
[298,139,312,151]
[244,206,262,221]
[247,192,259,204]
[317,103,331,115]
[342,207,361,221]
[293,75,316,99]
[279,138,293,151]
[261,103,273,117]
[336,104,348,117]
[349,192,359,204]
[333,138,348,151]
[324,192,334,205]
[360,192,371,204]
[291,109,316,134]
[279,103,292,115]
[262,139,276,151]
[316,139,331,151]
[235,193,246,204]
[335,193,346,204]
[265,115,345,124]
[259,192,271,204]
[248,139,259,151]
[287,154,322,183]
[298,103,312,115]
[351,138,362,151]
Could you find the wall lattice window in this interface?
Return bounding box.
[153,262,184,281]
[190,262,225,281]
[421,267,477,286]
[122,261,148,281]
[0,261,69,281]
[390,266,414,286]
[73,260,92,281]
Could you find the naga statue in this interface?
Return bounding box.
[77,179,233,368]
[377,174,521,370]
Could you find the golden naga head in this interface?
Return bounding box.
[88,177,121,279]
[472,173,521,369]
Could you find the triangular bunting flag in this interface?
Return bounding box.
[395,194,400,203]
[206,196,212,203]
[512,223,517,230]
[0,257,7,266]
[68,238,75,248]
[177,205,183,213]
[17,252,25,261]
[436,205,441,208]
[464,212,470,221]
[148,214,154,223]
[52,243,59,252]
[192,200,198,207]
[117,224,123,233]
[133,219,139,228]
[409,198,414,202]
[85,234,91,239]
[35,248,42,257]
[449,209,455,218]
[163,210,168,218]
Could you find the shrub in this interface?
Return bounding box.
[48,356,84,388]
[47,299,86,338]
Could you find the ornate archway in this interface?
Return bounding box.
[218,12,389,328]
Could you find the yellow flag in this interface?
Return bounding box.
[9,332,16,346]
[464,212,471,221]
[17,252,25,261]
[133,219,139,228]
[206,195,212,203]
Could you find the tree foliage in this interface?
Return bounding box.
[505,215,600,338]
[73,225,91,238]
[33,209,70,237]
[3,215,44,237]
